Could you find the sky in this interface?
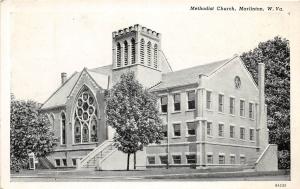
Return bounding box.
[9,1,291,103]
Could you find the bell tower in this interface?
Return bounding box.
[111,24,164,88]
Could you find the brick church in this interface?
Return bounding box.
[40,24,278,171]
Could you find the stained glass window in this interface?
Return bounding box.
[74,86,98,144]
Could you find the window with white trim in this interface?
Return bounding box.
[250,128,255,141]
[240,127,245,140]
[160,155,168,164]
[230,155,236,164]
[219,155,225,164]
[186,154,196,164]
[206,91,212,109]
[173,124,181,137]
[172,155,181,164]
[173,93,181,111]
[218,94,224,112]
[229,97,235,115]
[218,123,224,137]
[72,158,77,166]
[187,122,196,136]
[187,91,195,110]
[62,158,67,167]
[249,102,254,119]
[147,156,155,164]
[240,100,245,117]
[161,96,168,113]
[207,122,212,136]
[55,159,61,167]
[240,156,246,164]
[207,154,213,164]
[230,125,235,138]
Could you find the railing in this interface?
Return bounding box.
[79,140,113,167]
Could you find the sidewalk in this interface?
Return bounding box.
[11,168,290,181]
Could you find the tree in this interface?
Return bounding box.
[106,72,163,170]
[240,36,290,168]
[10,95,56,172]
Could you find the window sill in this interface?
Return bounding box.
[229,114,235,117]
[218,111,225,115]
[239,139,246,141]
[207,135,213,138]
[72,142,98,146]
[171,111,181,114]
[160,112,167,115]
[205,109,213,112]
[185,135,196,138]
[249,118,255,121]
[240,116,246,119]
[171,136,181,139]
[217,136,225,139]
[186,109,195,112]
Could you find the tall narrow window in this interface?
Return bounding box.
[162,124,168,138]
[116,43,121,67]
[61,112,66,145]
[230,155,236,164]
[74,86,98,144]
[147,41,152,66]
[186,154,196,164]
[207,122,212,136]
[240,127,245,140]
[140,39,145,64]
[187,91,195,110]
[240,100,245,117]
[131,38,136,64]
[153,44,158,68]
[206,91,212,109]
[160,155,168,164]
[50,114,55,130]
[249,128,254,141]
[207,154,213,164]
[161,96,168,113]
[173,124,181,137]
[124,41,128,66]
[173,155,181,164]
[219,155,225,164]
[218,94,224,112]
[249,102,254,119]
[173,93,181,111]
[229,97,235,115]
[218,123,224,137]
[230,125,235,138]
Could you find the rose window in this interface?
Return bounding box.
[74,86,98,144]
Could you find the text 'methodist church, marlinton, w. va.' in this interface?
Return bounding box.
[40,24,278,171]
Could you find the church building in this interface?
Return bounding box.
[40,24,278,171]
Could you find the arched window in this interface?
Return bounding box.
[124,41,128,66]
[61,112,66,145]
[154,44,158,69]
[74,86,98,144]
[147,41,152,66]
[48,113,55,130]
[116,43,121,67]
[140,39,145,64]
[131,38,136,64]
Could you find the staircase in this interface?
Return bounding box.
[243,151,261,170]
[79,140,116,169]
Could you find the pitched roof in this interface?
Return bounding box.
[150,59,229,91]
[41,65,112,110]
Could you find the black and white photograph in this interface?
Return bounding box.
[1,0,299,188]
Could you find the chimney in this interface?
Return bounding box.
[61,72,67,85]
[258,63,268,149]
